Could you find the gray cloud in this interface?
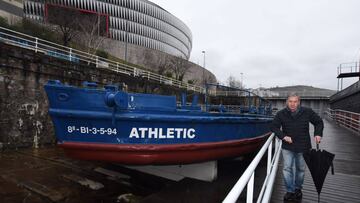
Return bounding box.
[151,0,360,90]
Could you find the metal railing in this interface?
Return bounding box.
[0,26,205,93]
[326,109,360,134]
[223,133,282,203]
[209,90,334,98]
[337,62,360,75]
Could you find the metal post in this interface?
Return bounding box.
[247,172,254,203]
[202,51,206,86]
[69,48,72,61]
[248,92,251,110]
[241,72,244,89]
[267,140,273,175]
[341,78,343,90]
[339,64,342,74]
[35,37,38,53]
[205,84,209,112]
[116,62,119,72]
[223,134,276,203]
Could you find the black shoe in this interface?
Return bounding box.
[284,192,296,201]
[294,189,302,200]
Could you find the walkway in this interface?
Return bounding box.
[271,119,360,203]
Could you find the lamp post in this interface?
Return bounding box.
[240,72,244,89]
[202,50,206,86]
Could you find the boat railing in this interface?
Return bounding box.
[223,133,282,203]
[176,101,272,115]
[325,108,360,134]
[0,26,205,94]
[205,83,273,115]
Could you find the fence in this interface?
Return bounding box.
[0,26,204,93]
[337,62,360,76]
[223,133,282,203]
[326,109,360,134]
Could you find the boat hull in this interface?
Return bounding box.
[44,81,273,165]
[59,132,270,165]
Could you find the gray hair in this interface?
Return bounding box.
[287,92,301,100]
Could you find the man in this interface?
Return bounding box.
[271,93,324,201]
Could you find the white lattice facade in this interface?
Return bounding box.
[23,0,192,59]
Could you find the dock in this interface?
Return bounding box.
[271,119,360,203]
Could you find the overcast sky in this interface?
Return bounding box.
[151,0,360,90]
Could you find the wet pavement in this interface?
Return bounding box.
[0,147,174,203]
[0,145,269,203]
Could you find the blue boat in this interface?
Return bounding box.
[44,80,273,165]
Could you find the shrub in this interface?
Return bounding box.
[0,16,10,28]
[96,49,109,59]
[165,72,173,78]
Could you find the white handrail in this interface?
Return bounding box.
[0,26,205,94]
[223,133,282,203]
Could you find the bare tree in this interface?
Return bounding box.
[76,14,106,56]
[198,71,217,86]
[168,56,191,81]
[46,4,79,46]
[227,75,244,89]
[59,25,77,47]
[156,54,171,75]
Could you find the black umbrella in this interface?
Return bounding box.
[303,144,335,203]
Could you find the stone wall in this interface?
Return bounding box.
[97,37,217,85]
[0,42,203,149]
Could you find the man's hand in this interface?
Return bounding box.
[283,136,293,144]
[315,135,321,144]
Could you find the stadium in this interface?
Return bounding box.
[23,0,192,59]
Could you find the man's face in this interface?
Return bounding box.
[287,96,300,112]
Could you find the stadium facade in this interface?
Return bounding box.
[23,0,193,59]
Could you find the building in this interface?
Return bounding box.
[0,0,23,25]
[253,85,336,116]
[23,0,192,59]
[21,0,217,85]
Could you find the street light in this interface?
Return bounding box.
[240,72,244,89]
[202,50,206,68]
[202,50,206,86]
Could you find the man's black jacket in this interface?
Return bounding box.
[271,107,324,153]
